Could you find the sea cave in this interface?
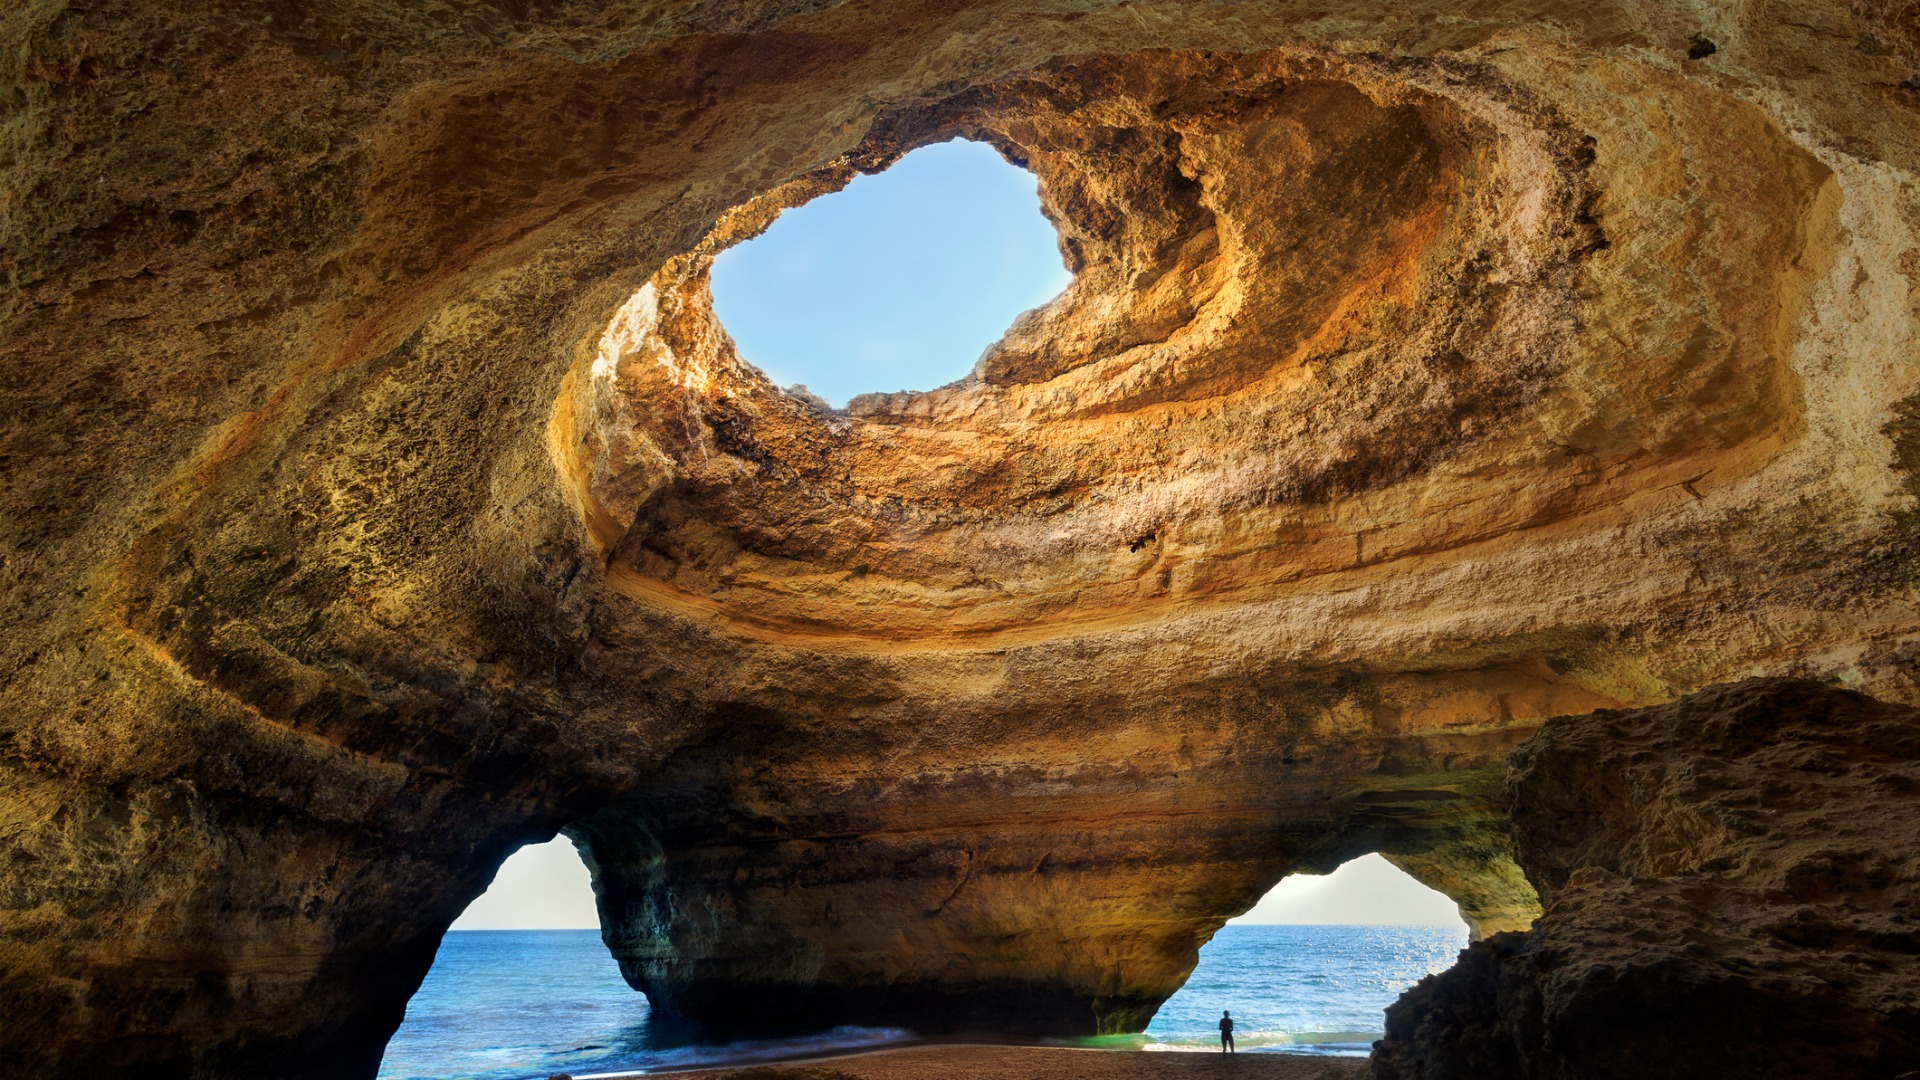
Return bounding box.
[2,3,1917,1079]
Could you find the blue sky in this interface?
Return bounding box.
[709,139,1071,407]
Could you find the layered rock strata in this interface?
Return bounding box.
[569,700,1537,1036]
[1,1,1917,1077]
[1372,679,1920,1080]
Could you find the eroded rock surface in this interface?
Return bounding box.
[1372,679,1920,1080]
[2,1,1917,1077]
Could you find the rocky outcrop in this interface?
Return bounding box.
[567,692,1536,1037]
[2,1,1917,1077]
[1372,679,1920,1080]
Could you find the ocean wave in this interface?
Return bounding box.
[571,1026,916,1077]
[1138,923,1459,1057]
[1136,1029,1381,1056]
[386,925,1448,1077]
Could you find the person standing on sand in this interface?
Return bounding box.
[1219,1010,1235,1053]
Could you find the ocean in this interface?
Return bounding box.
[377,923,1468,1079]
[1135,924,1468,1056]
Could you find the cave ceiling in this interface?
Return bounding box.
[2,1,1918,1076]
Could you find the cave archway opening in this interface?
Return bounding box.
[1143,854,1469,1056]
[378,838,645,1080]
[707,137,1070,408]
[382,828,923,1079]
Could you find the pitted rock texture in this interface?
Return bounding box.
[2,1,1919,1077]
[1371,679,1920,1080]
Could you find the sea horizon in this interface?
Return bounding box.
[380,924,1468,1079]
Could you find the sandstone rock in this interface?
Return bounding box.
[1,1,1917,1077]
[1372,679,1920,1080]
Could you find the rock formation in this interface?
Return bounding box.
[1372,679,1920,1079]
[1,1,1916,1078]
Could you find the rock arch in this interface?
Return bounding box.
[3,2,1917,1078]
[561,705,1545,1037]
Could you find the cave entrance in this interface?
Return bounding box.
[708,138,1070,407]
[1144,855,1469,1056]
[382,836,916,1078]
[378,838,644,1080]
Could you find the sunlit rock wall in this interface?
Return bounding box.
[2,1,1916,1076]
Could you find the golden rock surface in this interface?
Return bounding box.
[1,1,1916,1076]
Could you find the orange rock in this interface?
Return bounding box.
[1,3,1915,1077]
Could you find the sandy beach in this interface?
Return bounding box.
[650,1045,1370,1080]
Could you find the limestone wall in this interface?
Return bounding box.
[2,2,1916,1076]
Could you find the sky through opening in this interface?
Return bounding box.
[709,139,1070,408]
[451,843,1465,931]
[1229,853,1468,928]
[450,838,599,930]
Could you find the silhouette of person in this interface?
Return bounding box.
[1220,1009,1235,1053]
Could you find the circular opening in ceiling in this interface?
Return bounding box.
[708,138,1070,408]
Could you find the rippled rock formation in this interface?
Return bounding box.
[1372,680,1920,1080]
[3,1,1917,1077]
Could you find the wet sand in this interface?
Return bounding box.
[650,1043,1370,1080]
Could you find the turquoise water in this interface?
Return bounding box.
[378,924,1466,1078]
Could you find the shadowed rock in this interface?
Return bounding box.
[1372,679,1920,1080]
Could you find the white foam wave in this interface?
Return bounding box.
[1136,1029,1381,1056]
[573,1026,915,1077]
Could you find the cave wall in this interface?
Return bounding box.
[2,1,1917,1076]
[1371,679,1920,1080]
[566,677,1540,1036]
